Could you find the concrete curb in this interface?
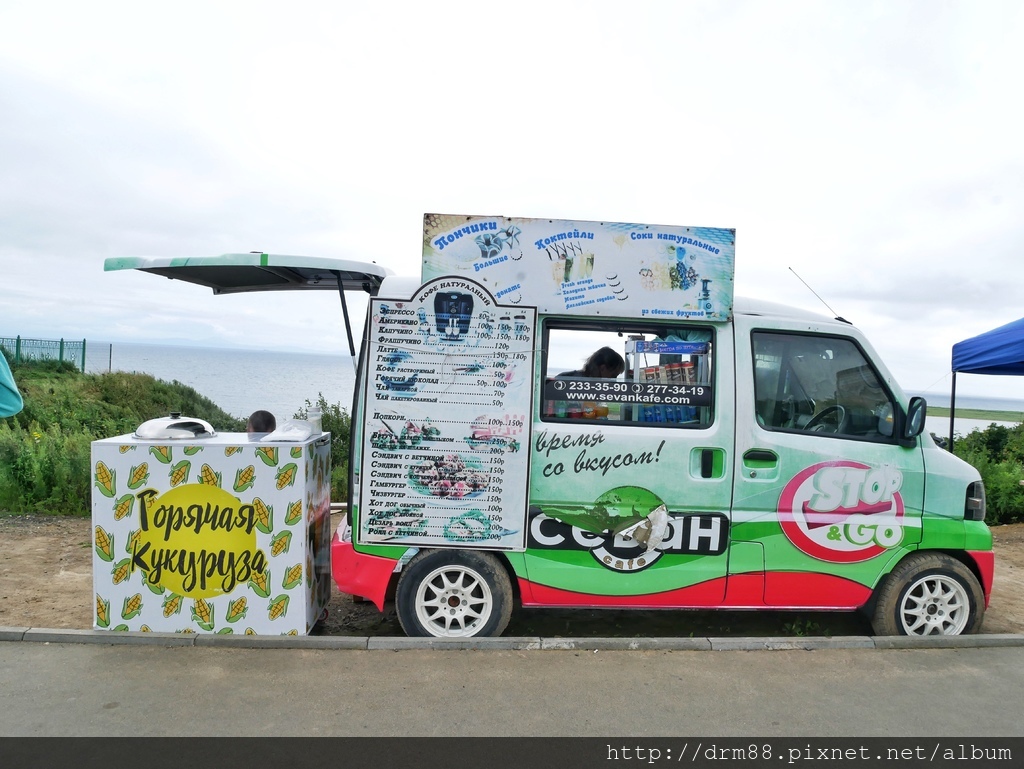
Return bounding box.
[0,627,30,642]
[539,637,712,651]
[22,628,195,646]
[871,633,1024,649]
[3,626,1024,651]
[367,636,542,651]
[708,635,876,651]
[194,634,371,649]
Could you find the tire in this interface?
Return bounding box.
[871,552,985,636]
[395,550,513,638]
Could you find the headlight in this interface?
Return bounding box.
[965,481,986,521]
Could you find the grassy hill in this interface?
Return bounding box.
[0,357,244,515]
[1,354,350,516]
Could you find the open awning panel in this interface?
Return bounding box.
[952,316,1024,376]
[104,253,391,296]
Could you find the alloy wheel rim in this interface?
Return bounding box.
[899,574,969,635]
[414,565,493,637]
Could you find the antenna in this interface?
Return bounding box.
[788,267,849,323]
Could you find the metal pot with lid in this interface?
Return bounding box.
[134,412,217,440]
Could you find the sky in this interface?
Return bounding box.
[1,0,1022,399]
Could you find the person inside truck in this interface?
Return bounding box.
[246,409,277,434]
[548,346,625,419]
[557,346,625,380]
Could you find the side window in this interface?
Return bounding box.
[752,331,896,441]
[542,323,715,428]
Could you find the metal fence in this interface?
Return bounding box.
[0,336,86,372]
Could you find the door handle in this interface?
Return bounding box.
[700,448,714,478]
[743,449,778,465]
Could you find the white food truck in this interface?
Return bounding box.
[105,214,993,639]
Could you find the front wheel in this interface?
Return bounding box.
[870,552,985,636]
[396,550,513,638]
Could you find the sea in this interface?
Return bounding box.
[85,342,358,422]
[917,393,1024,441]
[84,341,1022,437]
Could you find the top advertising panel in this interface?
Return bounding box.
[422,214,735,321]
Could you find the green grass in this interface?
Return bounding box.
[0,358,246,515]
[0,354,352,515]
[928,406,1024,423]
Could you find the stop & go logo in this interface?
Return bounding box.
[777,460,905,563]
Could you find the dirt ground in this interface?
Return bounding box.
[1,512,1022,638]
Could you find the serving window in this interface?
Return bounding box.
[541,321,715,428]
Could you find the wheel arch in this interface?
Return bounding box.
[402,547,523,603]
[394,547,517,638]
[868,549,986,635]
[863,547,989,616]
[938,548,989,596]
[492,550,524,604]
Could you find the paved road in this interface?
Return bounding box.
[2,641,1023,736]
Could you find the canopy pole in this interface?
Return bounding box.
[331,271,357,361]
[948,371,957,451]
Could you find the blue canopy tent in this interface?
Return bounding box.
[949,316,1024,448]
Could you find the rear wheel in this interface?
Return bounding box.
[871,552,984,636]
[396,550,513,638]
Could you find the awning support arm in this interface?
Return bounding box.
[331,271,357,360]
[948,371,957,451]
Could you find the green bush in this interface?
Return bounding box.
[0,421,92,514]
[0,360,246,514]
[0,360,358,516]
[293,393,351,502]
[954,423,1024,525]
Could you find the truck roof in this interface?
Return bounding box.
[733,296,835,323]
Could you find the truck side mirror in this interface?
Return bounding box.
[901,396,927,446]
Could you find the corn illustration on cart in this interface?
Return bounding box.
[91,418,332,635]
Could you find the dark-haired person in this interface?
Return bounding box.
[558,346,625,380]
[246,409,277,434]
[554,346,625,419]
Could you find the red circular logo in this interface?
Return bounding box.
[777,460,905,563]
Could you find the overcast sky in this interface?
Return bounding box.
[2,1,1022,399]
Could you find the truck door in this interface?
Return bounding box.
[731,315,925,608]
[520,318,736,607]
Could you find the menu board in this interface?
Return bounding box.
[358,277,535,550]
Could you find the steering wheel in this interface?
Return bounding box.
[805,404,848,434]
